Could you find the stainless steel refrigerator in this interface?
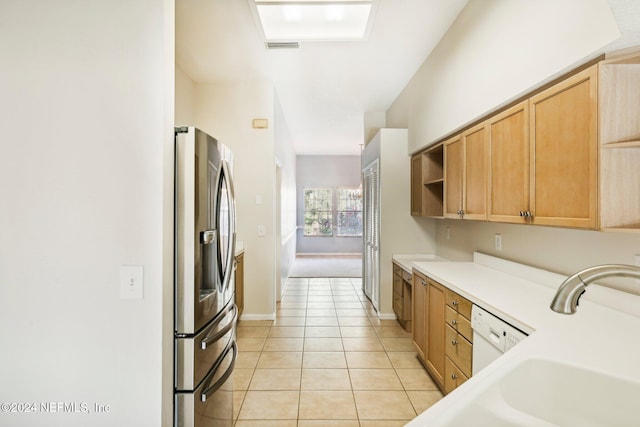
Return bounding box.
[174,127,237,427]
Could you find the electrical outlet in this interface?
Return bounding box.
[495,234,502,251]
[445,226,451,241]
[257,225,266,237]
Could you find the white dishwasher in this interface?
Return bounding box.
[471,304,528,375]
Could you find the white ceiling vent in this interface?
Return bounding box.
[265,41,301,49]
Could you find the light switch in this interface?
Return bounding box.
[257,225,266,237]
[120,265,143,299]
[255,195,263,205]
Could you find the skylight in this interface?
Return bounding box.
[252,1,376,42]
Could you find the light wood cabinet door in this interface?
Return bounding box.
[412,270,428,362]
[529,65,598,229]
[488,101,530,223]
[462,123,488,220]
[444,135,463,218]
[425,279,445,389]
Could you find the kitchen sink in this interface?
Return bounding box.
[436,358,640,427]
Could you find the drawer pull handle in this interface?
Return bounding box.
[451,339,458,345]
[451,300,458,306]
[421,280,426,286]
[451,373,458,380]
[451,319,457,325]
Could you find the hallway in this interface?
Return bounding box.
[233,277,443,426]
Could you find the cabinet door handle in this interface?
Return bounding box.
[451,300,458,306]
[451,339,458,345]
[451,373,458,380]
[451,319,458,325]
[421,280,426,286]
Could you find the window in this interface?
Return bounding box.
[336,187,362,236]
[304,188,333,236]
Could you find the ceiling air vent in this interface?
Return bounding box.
[265,41,301,49]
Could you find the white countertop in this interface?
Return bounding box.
[392,253,446,274]
[405,252,640,426]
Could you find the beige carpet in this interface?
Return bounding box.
[290,255,362,278]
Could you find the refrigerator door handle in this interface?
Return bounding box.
[218,159,236,294]
[200,229,217,245]
[201,304,238,350]
[201,341,237,402]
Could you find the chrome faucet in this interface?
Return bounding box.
[550,264,640,314]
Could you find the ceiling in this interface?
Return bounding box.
[176,0,469,155]
[176,0,638,156]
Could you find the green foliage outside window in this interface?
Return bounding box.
[336,188,362,236]
[304,188,333,236]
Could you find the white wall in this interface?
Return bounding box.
[274,95,297,298]
[175,64,197,125]
[386,0,640,291]
[0,1,173,426]
[390,0,620,154]
[435,220,640,293]
[195,82,277,318]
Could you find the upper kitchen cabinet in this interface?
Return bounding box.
[488,101,530,224]
[598,50,640,232]
[529,65,598,229]
[463,123,489,220]
[411,48,640,232]
[444,123,488,220]
[422,143,445,217]
[411,143,445,217]
[444,135,463,218]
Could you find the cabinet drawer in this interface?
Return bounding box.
[445,325,472,377]
[445,288,472,320]
[445,306,473,343]
[393,274,403,296]
[402,269,412,283]
[444,356,469,394]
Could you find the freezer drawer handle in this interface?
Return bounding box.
[201,341,237,402]
[200,229,217,245]
[201,304,238,350]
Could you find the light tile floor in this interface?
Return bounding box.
[234,277,443,426]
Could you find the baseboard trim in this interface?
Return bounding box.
[378,312,398,321]
[296,253,362,258]
[239,313,276,321]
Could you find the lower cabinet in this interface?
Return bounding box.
[234,252,244,315]
[393,262,413,332]
[412,270,473,394]
[412,271,428,362]
[425,279,445,390]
